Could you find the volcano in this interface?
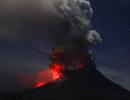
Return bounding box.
[0,59,130,100]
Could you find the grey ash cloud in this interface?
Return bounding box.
[0,0,102,93]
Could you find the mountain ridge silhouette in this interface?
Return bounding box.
[0,59,130,100]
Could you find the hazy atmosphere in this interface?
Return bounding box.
[0,0,129,93]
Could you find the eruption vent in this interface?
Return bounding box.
[33,63,65,88]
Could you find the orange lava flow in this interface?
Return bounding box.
[34,81,46,88]
[20,48,86,89]
[33,63,64,88]
[51,63,64,80]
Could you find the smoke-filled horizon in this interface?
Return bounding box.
[0,0,129,93]
[0,0,103,93]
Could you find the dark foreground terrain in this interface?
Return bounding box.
[0,60,130,100]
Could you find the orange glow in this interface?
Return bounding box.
[20,47,87,89]
[33,63,65,89]
[34,81,46,88]
[51,63,64,80]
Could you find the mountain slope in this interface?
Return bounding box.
[1,59,130,100]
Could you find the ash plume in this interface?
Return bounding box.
[0,0,102,46]
[0,0,102,93]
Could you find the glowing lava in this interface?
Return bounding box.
[33,63,65,88]
[51,63,64,80]
[20,47,87,89]
[34,81,46,88]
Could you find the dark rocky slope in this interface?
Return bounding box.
[0,59,130,100]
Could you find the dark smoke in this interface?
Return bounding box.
[0,0,102,93]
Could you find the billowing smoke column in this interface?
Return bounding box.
[0,0,102,92]
[55,0,102,45]
[31,0,102,89]
[0,0,102,45]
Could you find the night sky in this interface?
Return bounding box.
[90,0,130,90]
[0,0,130,92]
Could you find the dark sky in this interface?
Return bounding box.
[91,0,130,48]
[90,0,130,90]
[0,0,130,92]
